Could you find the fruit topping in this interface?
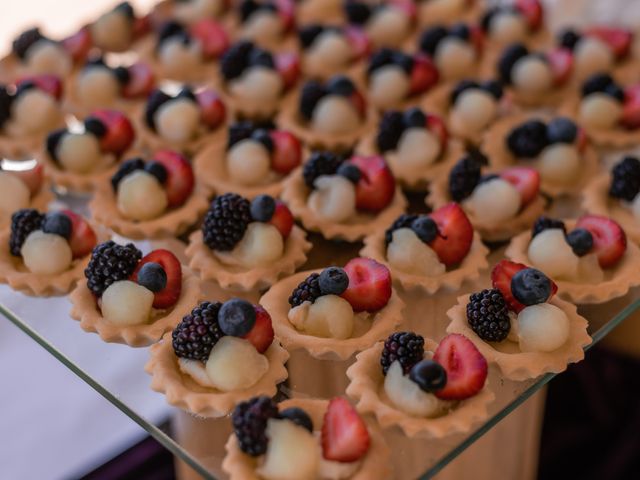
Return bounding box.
[85,109,135,155]
[491,260,557,313]
[302,151,343,188]
[348,155,396,212]
[506,119,548,157]
[510,267,553,306]
[433,333,488,400]
[288,272,322,307]
[532,216,566,237]
[151,150,194,208]
[585,26,632,59]
[101,280,154,326]
[565,228,594,257]
[466,288,511,342]
[409,359,448,393]
[336,163,361,183]
[497,43,528,84]
[41,211,71,239]
[232,395,279,456]
[575,215,626,268]
[242,305,274,353]
[270,130,302,174]
[609,156,640,201]
[380,331,425,375]
[546,117,578,144]
[12,27,45,60]
[202,193,252,251]
[122,62,155,98]
[269,200,294,238]
[196,89,226,129]
[172,301,224,360]
[514,0,543,30]
[218,298,257,337]
[9,209,44,256]
[135,262,166,292]
[132,249,182,308]
[278,407,313,432]
[546,47,573,85]
[321,397,370,463]
[448,155,482,202]
[499,166,540,206]
[250,194,276,222]
[85,241,142,296]
[428,203,474,266]
[621,84,640,130]
[61,209,98,259]
[341,257,392,312]
[318,266,349,296]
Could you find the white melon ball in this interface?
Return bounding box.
[11,89,60,134]
[117,170,169,221]
[77,67,121,108]
[26,40,71,76]
[538,144,580,185]
[307,174,356,223]
[384,361,444,417]
[288,301,311,332]
[0,173,30,215]
[306,31,352,74]
[242,10,283,45]
[517,303,570,353]
[419,0,465,23]
[205,336,269,391]
[527,228,579,280]
[435,38,476,81]
[512,56,553,94]
[91,11,132,51]
[369,65,410,109]
[490,11,528,44]
[57,132,103,174]
[452,89,498,132]
[257,419,320,480]
[227,139,271,186]
[577,253,604,284]
[387,228,446,277]
[305,294,354,339]
[395,127,441,169]
[233,222,284,267]
[464,178,521,224]
[366,7,410,48]
[631,192,640,221]
[579,93,622,129]
[175,0,224,23]
[574,36,615,80]
[155,98,201,143]
[158,37,203,76]
[178,358,216,388]
[21,230,72,275]
[229,66,284,104]
[101,280,155,326]
[311,95,361,134]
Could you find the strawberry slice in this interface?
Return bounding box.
[546,47,573,86]
[275,52,300,89]
[433,334,488,400]
[620,85,640,130]
[152,150,195,207]
[575,215,627,268]
[269,200,294,238]
[409,54,439,95]
[196,89,226,129]
[515,0,544,31]
[122,62,155,99]
[341,257,392,313]
[7,161,44,197]
[576,127,588,153]
[349,89,367,118]
[348,155,396,212]
[491,260,557,312]
[133,14,152,39]
[189,19,229,59]
[61,209,97,259]
[321,397,370,463]
[426,113,448,149]
[344,27,371,60]
[62,27,93,62]
[469,24,484,54]
[274,0,296,31]
[585,26,632,59]
[270,130,302,174]
[16,75,63,100]
[500,166,540,207]
[391,0,417,19]
[88,109,135,155]
[242,305,274,353]
[131,249,182,309]
[428,203,473,266]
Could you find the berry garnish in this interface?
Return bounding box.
[497,43,528,84]
[131,249,182,308]
[321,397,370,463]
[303,151,343,188]
[85,241,142,296]
[566,228,593,256]
[384,213,418,246]
[376,111,404,152]
[318,267,349,296]
[433,334,488,400]
[491,259,557,313]
[218,298,257,337]
[152,150,194,208]
[341,257,392,313]
[278,407,313,432]
[575,215,627,268]
[428,204,475,266]
[348,155,396,212]
[532,216,566,237]
[135,262,167,292]
[270,130,302,174]
[9,209,44,256]
[411,216,438,243]
[41,212,72,240]
[172,301,224,361]
[62,209,97,259]
[506,119,548,158]
[250,194,276,222]
[546,117,578,144]
[241,305,274,353]
[466,288,511,342]
[409,359,447,393]
[87,109,135,155]
[111,157,145,191]
[269,200,294,238]
[448,156,481,202]
[609,156,640,201]
[510,268,552,306]
[500,166,540,206]
[144,161,168,184]
[336,163,361,183]
[380,331,424,375]
[289,272,322,307]
[232,396,279,457]
[202,193,252,251]
[299,80,326,120]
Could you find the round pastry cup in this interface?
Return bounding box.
[0,183,54,230]
[69,269,202,347]
[505,220,640,304]
[505,82,570,109]
[294,0,344,24]
[281,168,408,242]
[222,397,392,480]
[185,226,312,291]
[145,332,290,417]
[481,113,600,198]
[446,294,591,381]
[360,230,490,294]
[259,269,405,360]
[221,15,299,53]
[345,340,495,438]
[416,0,482,27]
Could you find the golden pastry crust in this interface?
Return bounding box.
[222,397,392,480]
[507,83,569,109]
[259,269,404,360]
[282,168,408,242]
[145,332,290,417]
[69,269,202,347]
[505,220,640,304]
[345,340,495,438]
[446,294,591,381]
[185,226,312,291]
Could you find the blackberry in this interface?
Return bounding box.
[0,86,14,128]
[448,156,482,202]
[497,43,528,84]
[466,288,511,342]
[220,41,253,80]
[232,396,279,457]
[202,193,252,251]
[609,156,640,201]
[344,1,371,25]
[450,79,480,105]
[298,24,324,49]
[419,26,448,56]
[558,29,580,50]
[240,0,274,22]
[299,81,326,120]
[532,216,566,237]
[145,89,171,130]
[84,241,142,296]
[581,73,615,98]
[172,301,224,360]
[302,151,343,188]
[384,213,418,245]
[506,120,548,158]
[376,111,405,152]
[111,157,145,191]
[228,121,257,149]
[482,80,503,99]
[288,273,322,307]
[380,331,425,375]
[12,28,44,59]
[9,209,44,256]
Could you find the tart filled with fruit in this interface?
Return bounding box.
[145,298,289,416]
[259,258,404,359]
[0,161,52,229]
[415,0,481,27]
[152,0,229,25]
[446,260,591,380]
[223,396,391,480]
[505,215,640,304]
[0,208,98,296]
[228,0,296,50]
[218,41,299,120]
[42,109,136,192]
[282,152,406,242]
[90,150,209,239]
[479,0,545,47]
[343,0,416,50]
[89,1,149,53]
[186,193,311,291]
[361,203,489,293]
[345,332,494,438]
[70,241,201,346]
[194,120,303,199]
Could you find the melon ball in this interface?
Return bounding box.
[306,31,352,74]
[631,192,640,221]
[21,230,72,275]
[579,93,622,129]
[490,11,528,44]
[464,178,521,224]
[307,174,356,222]
[366,7,410,48]
[57,132,103,174]
[369,65,410,109]
[117,170,169,221]
[435,37,476,81]
[242,10,283,45]
[304,294,354,339]
[227,139,272,186]
[311,95,361,134]
[91,11,132,51]
[101,280,155,326]
[11,89,60,134]
[158,37,203,77]
[77,67,121,108]
[26,40,71,76]
[155,98,201,143]
[538,144,580,184]
[517,303,570,353]
[384,361,444,417]
[387,228,446,277]
[527,228,579,280]
[512,56,553,94]
[574,36,615,80]
[452,89,498,132]
[395,127,441,169]
[230,66,284,104]
[0,172,31,215]
[175,0,224,23]
[205,336,269,391]
[233,222,284,267]
[418,0,465,24]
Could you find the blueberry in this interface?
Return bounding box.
[558,29,580,50]
[479,173,500,184]
[336,163,361,183]
[249,48,274,69]
[411,216,439,243]
[510,268,552,306]
[403,107,426,128]
[113,66,131,85]
[604,83,625,102]
[136,262,167,292]
[450,23,470,40]
[419,26,448,56]
[392,51,414,74]
[318,266,349,295]
[481,80,503,100]
[581,73,615,98]
[218,298,257,337]
[566,228,593,257]
[497,43,528,84]
[111,157,145,191]
[546,117,578,144]
[250,194,276,222]
[278,407,313,432]
[251,129,274,152]
[409,359,447,393]
[41,212,72,239]
[450,79,479,105]
[298,25,324,49]
[326,76,355,96]
[145,161,168,184]
[84,117,107,138]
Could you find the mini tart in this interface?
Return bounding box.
[345,339,494,438]
[222,397,392,480]
[185,226,311,291]
[505,220,640,304]
[282,169,407,242]
[446,294,591,381]
[69,269,201,347]
[145,331,290,417]
[482,114,599,197]
[260,269,404,360]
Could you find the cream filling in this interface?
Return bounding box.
[25,40,72,76]
[489,11,528,44]
[435,38,476,81]
[213,222,284,268]
[579,93,622,129]
[387,127,441,178]
[314,432,362,479]
[229,66,284,109]
[308,174,357,223]
[174,0,225,23]
[574,36,615,80]
[158,37,204,75]
[241,10,284,45]
[76,66,121,108]
[287,296,356,340]
[512,56,553,95]
[462,178,521,225]
[7,89,61,135]
[226,139,273,186]
[387,228,445,276]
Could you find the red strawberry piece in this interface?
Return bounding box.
[196,89,226,129]
[275,52,300,89]
[341,257,392,312]
[62,27,93,62]
[61,209,97,259]
[270,130,302,174]
[390,0,417,19]
[426,112,448,149]
[469,24,485,54]
[88,109,135,155]
[546,47,573,86]
[433,334,488,400]
[409,54,439,95]
[620,85,640,130]
[500,166,540,207]
[122,62,155,99]
[269,200,294,238]
[428,203,473,266]
[348,155,395,212]
[349,89,367,118]
[585,26,632,59]
[514,0,544,31]
[7,161,44,197]
[575,215,627,268]
[16,75,63,100]
[274,0,296,31]
[321,397,370,463]
[491,260,557,312]
[133,14,152,39]
[344,27,371,60]
[576,127,588,153]
[242,305,274,353]
[131,249,182,309]
[189,19,229,59]
[152,149,194,207]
